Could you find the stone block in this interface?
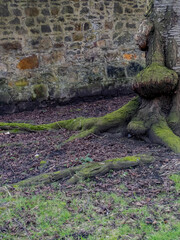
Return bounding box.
[33,84,49,100]
[114,3,123,14]
[15,79,29,87]
[126,62,144,77]
[9,17,20,25]
[107,66,126,79]
[51,7,59,16]
[17,55,39,70]
[0,4,10,17]
[73,33,83,41]
[123,53,137,61]
[41,25,51,33]
[1,41,22,51]
[25,18,35,27]
[25,8,39,17]
[62,6,74,14]
[0,91,11,104]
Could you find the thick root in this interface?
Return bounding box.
[13,154,154,187]
[127,98,164,136]
[150,120,180,154]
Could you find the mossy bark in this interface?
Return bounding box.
[13,154,154,187]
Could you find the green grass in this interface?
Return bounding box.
[169,174,180,192]
[0,182,179,240]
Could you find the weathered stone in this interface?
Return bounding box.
[84,22,90,31]
[53,25,62,32]
[41,9,50,16]
[114,3,123,14]
[17,55,39,70]
[1,42,22,51]
[25,18,35,27]
[33,84,49,100]
[126,23,136,29]
[41,25,51,33]
[25,8,39,17]
[30,28,40,34]
[105,21,113,30]
[51,7,59,16]
[80,7,89,14]
[115,22,123,30]
[9,17,20,25]
[75,23,82,31]
[15,79,29,87]
[123,53,137,61]
[0,91,11,104]
[62,6,74,14]
[115,32,133,45]
[73,33,83,41]
[37,16,46,24]
[0,4,10,17]
[94,40,106,48]
[0,65,7,73]
[107,66,126,78]
[13,9,22,17]
[126,62,144,77]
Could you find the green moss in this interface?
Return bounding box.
[151,120,180,153]
[95,97,140,132]
[65,128,96,143]
[127,120,147,135]
[79,163,103,175]
[152,51,164,65]
[136,63,178,84]
[134,63,178,98]
[14,173,51,187]
[33,84,48,100]
[40,160,47,165]
[106,154,154,164]
[169,174,180,192]
[105,156,140,163]
[0,122,52,131]
[15,79,28,87]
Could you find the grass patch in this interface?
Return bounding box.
[0,182,179,240]
[169,174,180,192]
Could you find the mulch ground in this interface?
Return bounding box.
[0,95,179,197]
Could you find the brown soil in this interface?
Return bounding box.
[0,95,179,190]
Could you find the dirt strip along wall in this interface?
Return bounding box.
[0,0,147,113]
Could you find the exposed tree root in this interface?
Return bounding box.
[1,95,180,153]
[13,154,154,187]
[0,96,140,140]
[127,98,164,136]
[150,120,180,154]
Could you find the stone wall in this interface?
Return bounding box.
[0,0,147,113]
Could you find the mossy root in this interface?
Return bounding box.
[13,154,154,187]
[150,120,180,154]
[0,97,140,142]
